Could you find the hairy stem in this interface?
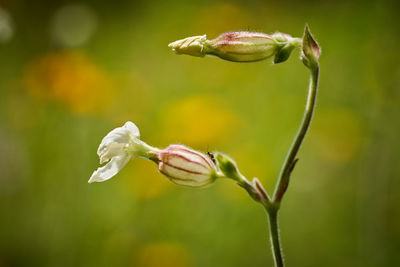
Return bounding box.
[216,44,320,267]
[266,207,284,267]
[273,65,320,203]
[265,64,320,267]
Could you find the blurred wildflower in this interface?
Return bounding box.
[89,122,159,183]
[0,7,13,43]
[50,4,97,47]
[24,51,114,115]
[137,242,192,267]
[157,144,218,187]
[162,95,238,146]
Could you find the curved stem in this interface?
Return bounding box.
[266,207,284,267]
[216,56,320,267]
[265,64,319,266]
[273,65,320,203]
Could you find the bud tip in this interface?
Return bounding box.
[302,24,321,61]
[168,35,208,57]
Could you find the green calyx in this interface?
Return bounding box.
[272,34,302,64]
[214,152,241,181]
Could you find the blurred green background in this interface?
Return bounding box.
[0,0,399,266]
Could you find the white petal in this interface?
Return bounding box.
[88,154,131,183]
[123,121,140,139]
[97,128,129,155]
[97,121,140,163]
[99,142,125,164]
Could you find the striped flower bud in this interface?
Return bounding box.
[157,144,217,187]
[206,31,277,62]
[169,31,301,63]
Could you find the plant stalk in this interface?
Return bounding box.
[266,64,320,267]
[273,65,320,203]
[216,39,320,267]
[266,207,284,267]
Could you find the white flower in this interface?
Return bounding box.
[88,121,153,183]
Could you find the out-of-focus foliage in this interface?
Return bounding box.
[0,0,399,266]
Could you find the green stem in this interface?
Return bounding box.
[217,53,320,267]
[266,207,284,267]
[266,64,319,267]
[273,65,320,203]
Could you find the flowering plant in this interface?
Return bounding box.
[90,25,321,267]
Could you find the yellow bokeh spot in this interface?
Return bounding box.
[136,242,192,267]
[120,160,173,200]
[24,51,115,115]
[161,95,239,146]
[311,108,365,163]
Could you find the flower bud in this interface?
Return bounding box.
[157,145,217,187]
[301,25,321,69]
[169,31,301,63]
[206,31,277,62]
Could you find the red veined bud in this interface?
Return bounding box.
[206,31,277,62]
[157,144,217,187]
[169,31,301,63]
